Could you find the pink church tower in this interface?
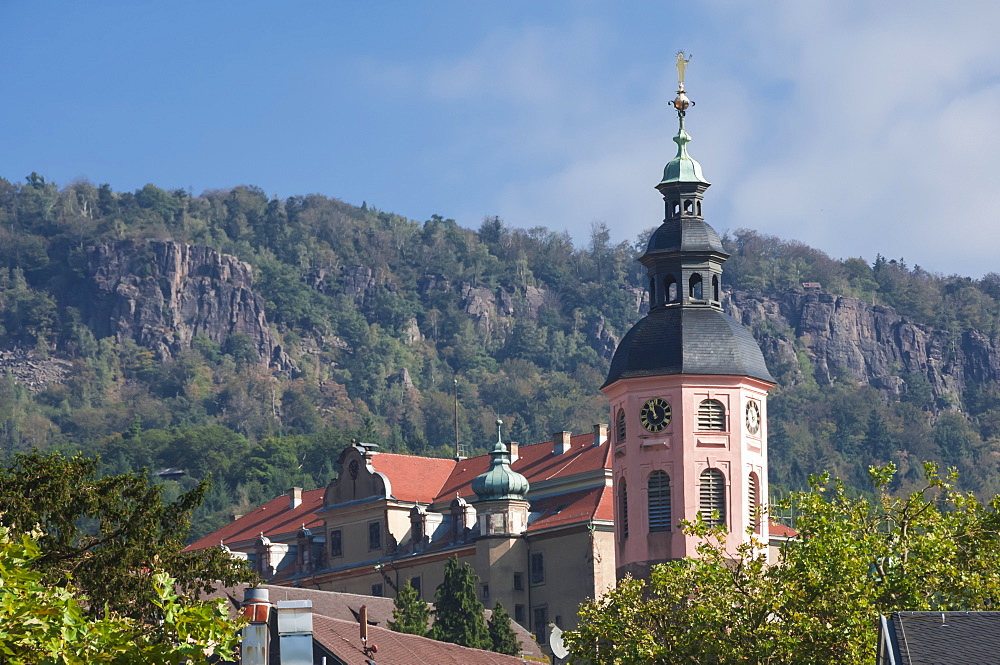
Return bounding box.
[601,70,775,580]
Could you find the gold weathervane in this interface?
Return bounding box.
[672,51,693,114]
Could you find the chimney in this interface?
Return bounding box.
[508,441,519,463]
[277,600,313,665]
[241,588,270,665]
[288,487,302,510]
[593,423,608,447]
[553,431,572,455]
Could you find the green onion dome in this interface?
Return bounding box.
[472,420,529,501]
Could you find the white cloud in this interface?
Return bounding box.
[365,1,1000,276]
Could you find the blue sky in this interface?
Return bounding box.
[3,1,999,276]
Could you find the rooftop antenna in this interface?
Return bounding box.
[454,377,468,459]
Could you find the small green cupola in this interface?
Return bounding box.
[659,113,710,187]
[472,420,529,501]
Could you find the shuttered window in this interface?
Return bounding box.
[616,408,627,442]
[698,399,726,431]
[619,479,629,540]
[648,471,672,532]
[700,468,726,527]
[748,472,759,533]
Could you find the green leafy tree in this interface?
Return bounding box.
[387,580,430,636]
[487,601,520,656]
[0,527,243,664]
[0,452,255,622]
[431,557,490,649]
[566,463,1000,665]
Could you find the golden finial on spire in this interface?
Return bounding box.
[672,51,693,115]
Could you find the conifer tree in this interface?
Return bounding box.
[488,601,521,656]
[431,557,489,649]
[387,580,429,636]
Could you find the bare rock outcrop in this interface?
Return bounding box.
[87,240,294,370]
[724,289,985,401]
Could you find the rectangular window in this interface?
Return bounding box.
[530,552,545,585]
[329,530,342,558]
[513,572,524,590]
[482,584,490,600]
[368,521,381,551]
[533,607,548,643]
[371,583,383,597]
[410,576,421,598]
[514,604,525,623]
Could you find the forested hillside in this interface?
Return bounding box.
[2,173,1000,538]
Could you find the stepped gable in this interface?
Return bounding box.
[185,487,324,551]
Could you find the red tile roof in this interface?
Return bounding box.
[370,453,456,503]
[185,488,325,551]
[188,433,611,550]
[434,433,611,503]
[527,485,613,533]
[313,614,531,665]
[768,520,798,538]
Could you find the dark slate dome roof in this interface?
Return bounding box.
[603,307,774,388]
[645,219,726,255]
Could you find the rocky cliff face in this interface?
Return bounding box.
[87,240,293,370]
[725,289,1000,401]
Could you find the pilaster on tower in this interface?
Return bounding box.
[601,56,776,580]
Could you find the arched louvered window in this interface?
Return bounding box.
[616,408,626,442]
[712,274,720,301]
[665,275,678,303]
[698,399,726,431]
[748,472,760,533]
[649,277,656,305]
[648,471,671,532]
[619,479,629,540]
[700,468,726,527]
[689,273,703,299]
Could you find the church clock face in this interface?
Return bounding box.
[640,397,671,433]
[745,400,761,435]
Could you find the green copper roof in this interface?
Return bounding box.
[659,114,710,186]
[471,420,529,502]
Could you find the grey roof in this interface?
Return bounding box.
[881,611,1000,665]
[603,307,774,388]
[644,218,727,256]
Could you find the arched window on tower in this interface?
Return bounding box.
[748,472,760,533]
[700,468,726,527]
[648,471,671,532]
[684,200,693,214]
[697,201,702,216]
[698,399,726,431]
[649,277,656,306]
[672,201,680,217]
[689,273,703,300]
[616,408,626,443]
[619,478,629,541]
[665,275,678,302]
[712,275,719,301]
